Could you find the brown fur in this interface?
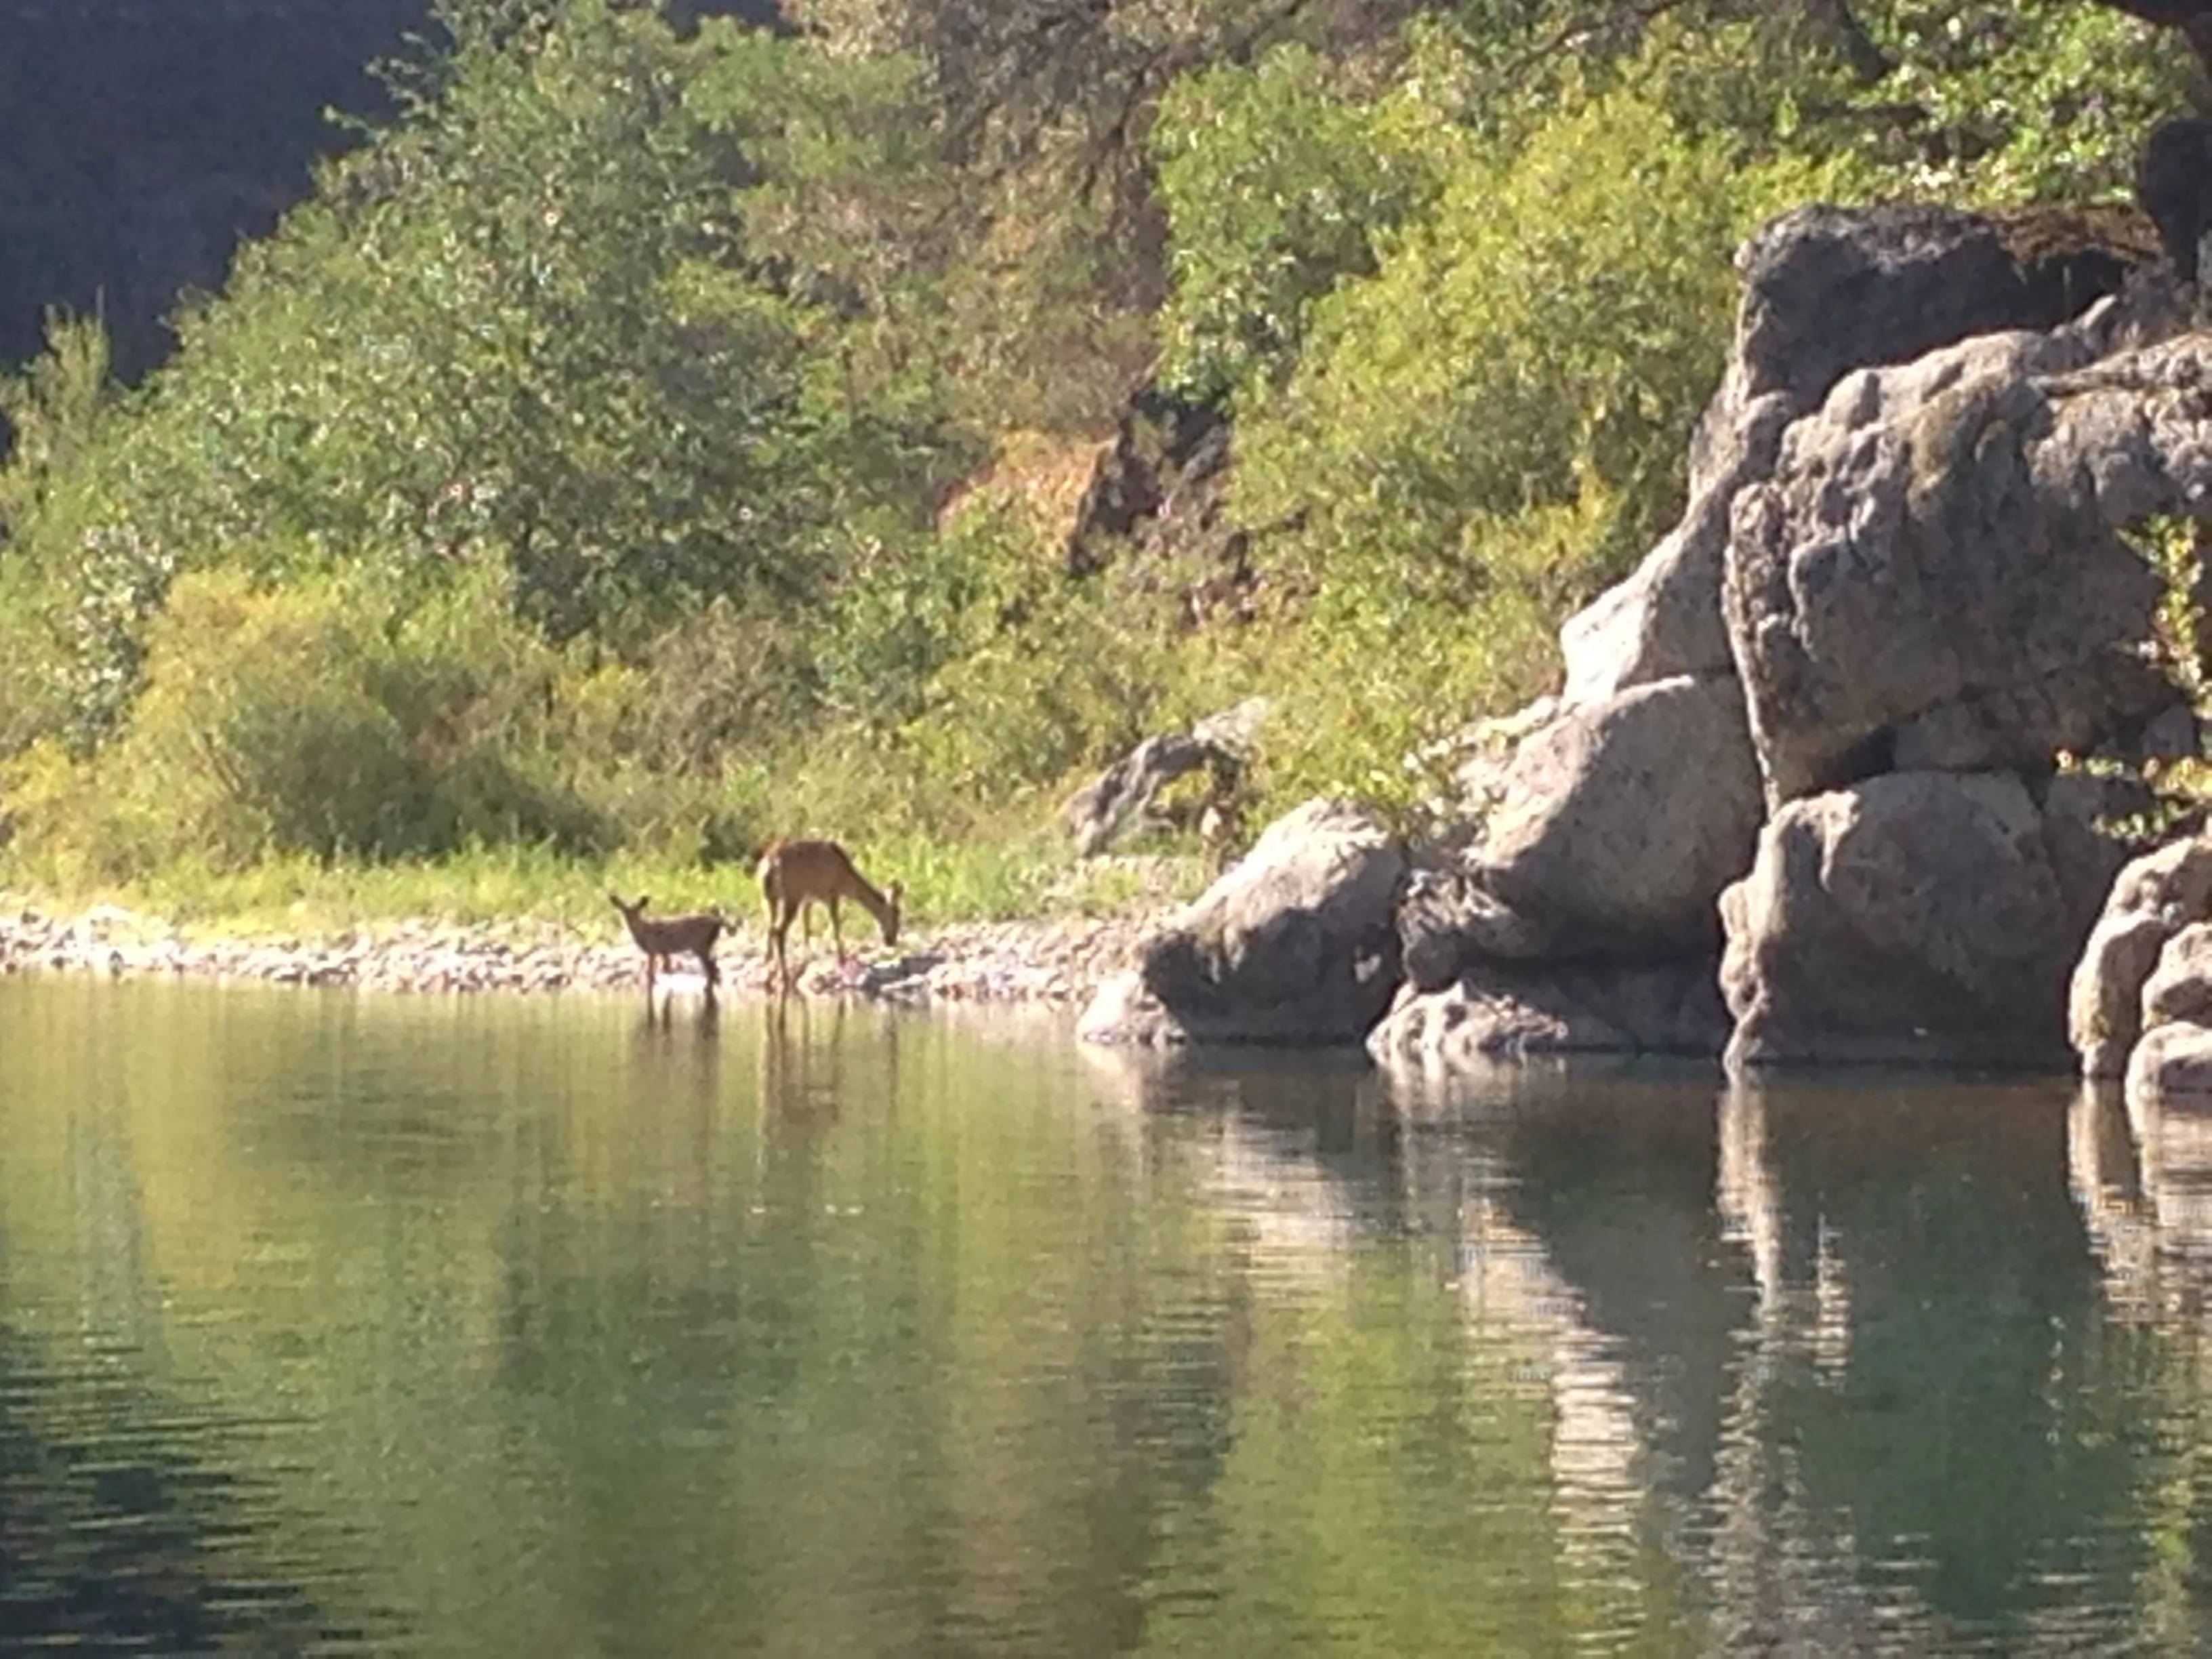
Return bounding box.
[609,893,726,996]
[755,840,903,991]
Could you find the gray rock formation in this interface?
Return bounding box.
[1367,956,1728,1068]
[1386,202,2160,1074]
[1111,203,2173,1071]
[2069,836,2212,1086]
[1720,771,2100,1068]
[1727,203,2140,413]
[1063,698,1267,857]
[1077,798,1405,1046]
[2127,1019,2212,1104]
[1562,202,2145,706]
[1467,674,1763,959]
[1725,329,2196,806]
[2142,922,2212,1029]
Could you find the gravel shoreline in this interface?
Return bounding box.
[0,900,1166,1008]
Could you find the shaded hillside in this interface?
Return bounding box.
[0,0,781,379]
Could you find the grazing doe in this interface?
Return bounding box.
[756,839,902,991]
[608,893,726,996]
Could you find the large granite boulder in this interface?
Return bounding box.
[1563,202,2147,705]
[1078,799,1405,1046]
[2127,1019,2212,1106]
[1727,202,2142,412]
[1720,771,2092,1069]
[1725,330,2211,806]
[1465,674,1763,960]
[2070,835,2212,1083]
[1367,956,1729,1069]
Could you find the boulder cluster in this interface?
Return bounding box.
[1083,201,2212,1086]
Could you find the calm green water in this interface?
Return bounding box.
[3,977,2211,1655]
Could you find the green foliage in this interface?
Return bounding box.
[1844,1,2192,203]
[1152,37,1473,406]
[2098,514,2212,845]
[0,1,974,755]
[0,315,168,750]
[3,566,605,876]
[1232,86,1832,609]
[890,506,1176,805]
[5,0,2197,905]
[1246,493,1601,827]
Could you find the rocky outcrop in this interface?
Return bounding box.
[1061,386,1253,627]
[2068,836,2212,1097]
[1382,201,2168,1078]
[1065,389,1233,572]
[1061,203,2177,1071]
[1368,956,1728,1068]
[1724,328,2195,806]
[1561,203,2150,707]
[1078,800,1405,1046]
[1467,674,1763,960]
[1062,698,1267,857]
[2138,117,2212,285]
[1719,771,2114,1069]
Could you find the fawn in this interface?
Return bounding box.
[608,894,726,996]
[756,839,902,991]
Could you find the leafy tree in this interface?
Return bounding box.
[0,1,975,755]
[1839,0,2192,200]
[1151,33,1475,407]
[1229,83,1832,611]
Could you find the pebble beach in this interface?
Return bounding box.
[0,900,1165,1008]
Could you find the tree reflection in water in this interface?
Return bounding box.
[0,1320,357,1650]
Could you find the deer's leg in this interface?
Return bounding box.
[830,898,848,965]
[771,904,798,994]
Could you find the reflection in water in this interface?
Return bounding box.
[2080,1082,2212,1322]
[2071,1084,2161,1318]
[11,975,2212,1652]
[2067,1083,2212,1652]
[0,1320,368,1650]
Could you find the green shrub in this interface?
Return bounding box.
[0,565,618,876]
[1232,86,1833,610]
[1152,35,1473,406]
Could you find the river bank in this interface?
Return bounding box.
[0,897,1166,1007]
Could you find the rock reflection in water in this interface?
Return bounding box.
[1380,1061,2148,1652]
[12,975,2212,1654]
[2073,1080,2212,1319]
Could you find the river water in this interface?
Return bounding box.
[1,975,2208,1654]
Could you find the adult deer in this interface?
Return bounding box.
[756,839,902,991]
[608,894,727,996]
